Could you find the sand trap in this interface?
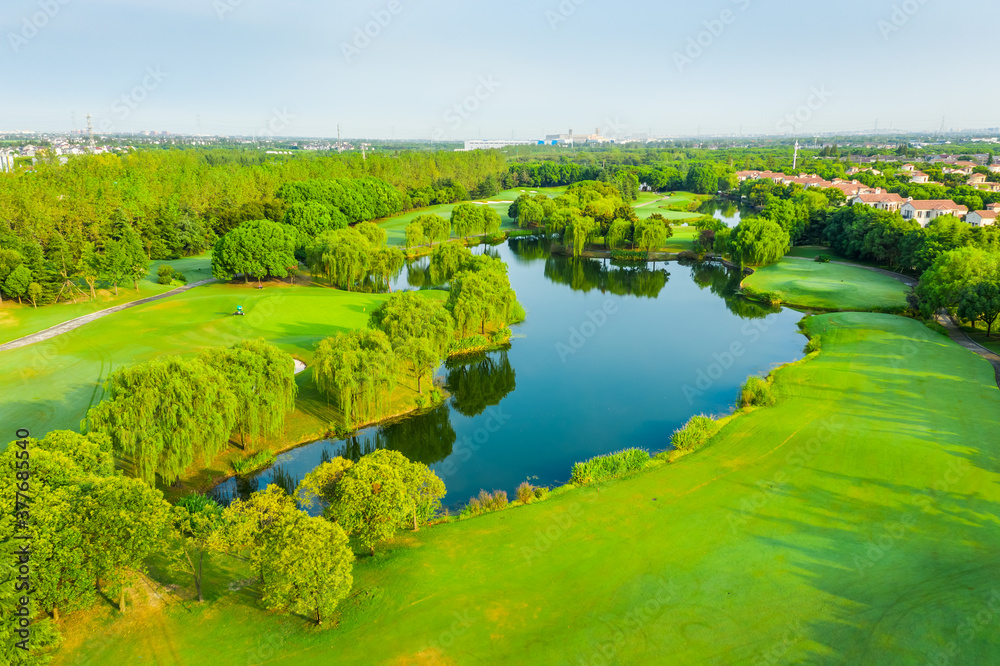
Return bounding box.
[293,359,306,374]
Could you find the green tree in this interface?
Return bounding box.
[404,220,425,250]
[451,203,482,239]
[260,513,354,625]
[634,218,669,257]
[416,214,451,246]
[218,485,299,583]
[363,450,446,530]
[429,243,473,283]
[517,199,545,229]
[27,282,42,308]
[171,494,222,603]
[84,357,238,485]
[82,476,171,612]
[307,227,372,290]
[4,264,31,304]
[481,206,502,236]
[201,340,297,452]
[329,454,409,555]
[295,457,355,512]
[369,246,406,292]
[958,281,1000,337]
[730,217,791,267]
[313,329,397,424]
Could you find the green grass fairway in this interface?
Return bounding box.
[52,313,1000,664]
[663,224,699,252]
[0,279,446,460]
[744,258,909,310]
[0,253,213,345]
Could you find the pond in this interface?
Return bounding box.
[213,239,806,510]
[699,198,757,227]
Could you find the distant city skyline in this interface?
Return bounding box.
[3,0,998,139]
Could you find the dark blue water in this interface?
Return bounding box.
[214,239,805,509]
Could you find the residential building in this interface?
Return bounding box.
[907,170,931,184]
[852,192,906,212]
[901,199,968,227]
[966,210,998,227]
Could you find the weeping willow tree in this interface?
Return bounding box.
[429,243,472,284]
[368,246,405,292]
[201,339,298,452]
[729,217,791,268]
[83,357,238,485]
[369,292,455,392]
[447,260,517,336]
[634,218,669,258]
[313,329,397,425]
[566,215,598,258]
[307,227,371,290]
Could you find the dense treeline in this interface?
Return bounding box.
[0,428,444,662]
[0,149,507,305]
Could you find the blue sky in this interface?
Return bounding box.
[2,0,997,139]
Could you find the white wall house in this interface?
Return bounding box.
[852,192,906,212]
[901,200,968,227]
[966,210,997,227]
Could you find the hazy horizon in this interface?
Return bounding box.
[4,0,998,139]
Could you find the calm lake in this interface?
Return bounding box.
[214,239,806,510]
[701,198,757,227]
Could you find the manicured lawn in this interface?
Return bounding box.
[636,191,709,221]
[0,253,213,345]
[744,258,910,310]
[52,313,1000,664]
[663,224,699,252]
[0,278,447,483]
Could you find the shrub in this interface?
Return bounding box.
[740,375,775,409]
[232,450,276,476]
[741,285,782,305]
[461,489,509,517]
[610,249,648,262]
[677,250,699,261]
[509,301,527,325]
[671,415,720,452]
[805,336,822,354]
[174,272,188,284]
[570,448,650,485]
[815,254,831,263]
[516,481,534,504]
[157,264,175,285]
[533,486,549,500]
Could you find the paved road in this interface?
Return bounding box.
[935,311,1000,389]
[0,278,217,353]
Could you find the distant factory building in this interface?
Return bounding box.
[544,128,610,145]
[462,140,539,151]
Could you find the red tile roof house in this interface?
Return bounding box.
[907,170,931,184]
[828,180,873,198]
[966,210,998,227]
[735,170,787,184]
[901,199,969,227]
[852,192,907,212]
